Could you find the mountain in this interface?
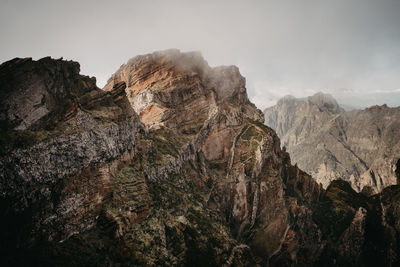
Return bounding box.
[264,92,400,192]
[1,52,400,266]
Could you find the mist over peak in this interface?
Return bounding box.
[1,0,399,110]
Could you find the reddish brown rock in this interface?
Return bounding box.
[104,49,263,130]
[1,51,399,266]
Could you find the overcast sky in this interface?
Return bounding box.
[1,0,399,109]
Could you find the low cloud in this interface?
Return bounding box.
[1,0,399,109]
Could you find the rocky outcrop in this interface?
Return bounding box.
[103,49,263,129]
[101,49,322,265]
[313,180,400,266]
[1,51,399,266]
[337,207,367,264]
[0,57,147,263]
[264,92,400,192]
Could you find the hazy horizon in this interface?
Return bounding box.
[1,0,399,109]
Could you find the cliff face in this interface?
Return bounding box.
[100,49,323,265]
[1,52,399,266]
[103,49,262,130]
[0,57,145,253]
[264,93,400,192]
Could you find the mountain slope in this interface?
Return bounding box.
[264,93,400,192]
[1,52,399,266]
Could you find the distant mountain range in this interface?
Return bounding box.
[264,92,400,192]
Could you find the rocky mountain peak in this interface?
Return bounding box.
[0,57,98,131]
[104,49,262,129]
[275,94,296,106]
[365,103,388,112]
[307,92,340,111]
[275,92,339,109]
[264,92,342,143]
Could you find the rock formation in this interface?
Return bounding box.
[1,51,399,266]
[264,92,400,192]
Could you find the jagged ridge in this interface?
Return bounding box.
[264,92,400,192]
[0,52,399,266]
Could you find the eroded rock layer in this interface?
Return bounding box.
[1,51,399,266]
